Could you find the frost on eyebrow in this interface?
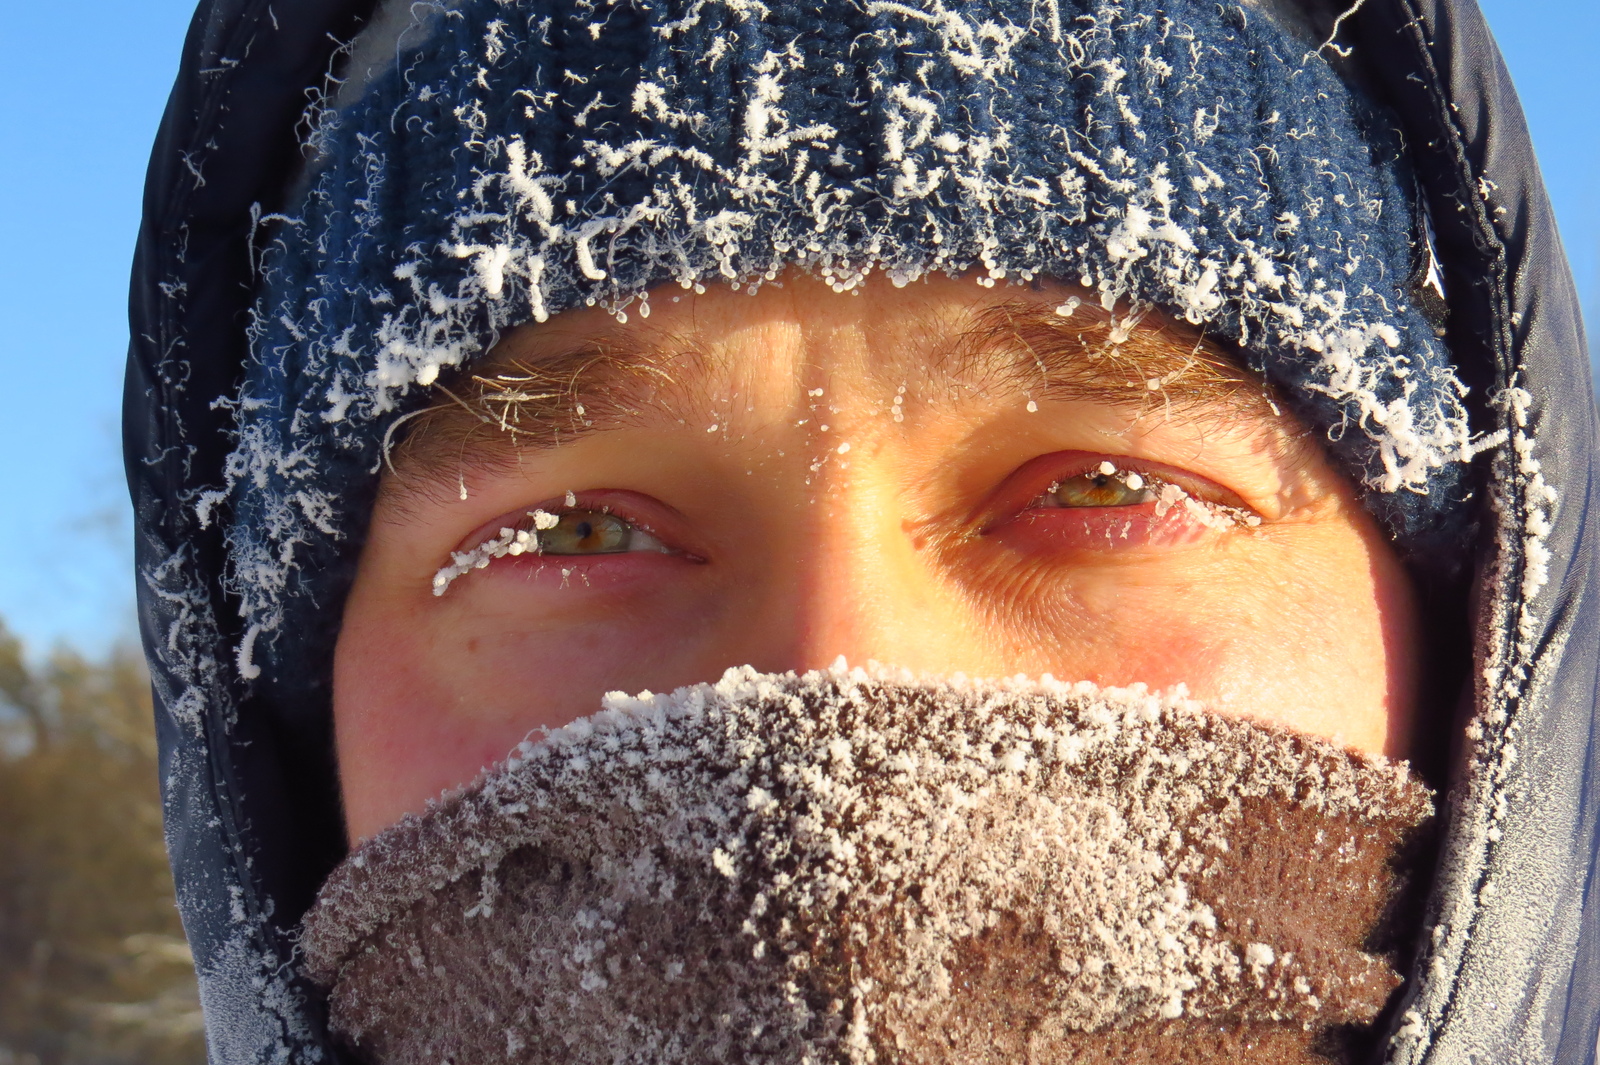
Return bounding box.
[948,301,1274,413]
[381,336,704,488]
[390,293,1280,489]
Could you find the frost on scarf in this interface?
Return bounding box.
[218,0,1480,670]
[301,665,1434,1065]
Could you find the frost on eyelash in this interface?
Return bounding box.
[1151,482,1262,531]
[432,509,559,596]
[1076,461,1261,531]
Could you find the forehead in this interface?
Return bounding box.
[523,276,1246,383]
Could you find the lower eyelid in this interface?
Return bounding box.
[991,504,1203,552]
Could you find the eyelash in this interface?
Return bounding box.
[999,456,1261,539]
[431,505,674,596]
[1030,460,1156,510]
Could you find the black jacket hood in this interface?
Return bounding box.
[126,0,1595,1060]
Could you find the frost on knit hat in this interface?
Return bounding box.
[218,0,1478,670]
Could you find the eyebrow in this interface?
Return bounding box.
[384,298,1274,490]
[938,301,1266,409]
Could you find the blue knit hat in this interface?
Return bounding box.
[217,0,1477,674]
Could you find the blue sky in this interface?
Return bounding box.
[0,0,1594,655]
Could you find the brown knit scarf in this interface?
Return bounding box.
[300,666,1433,1065]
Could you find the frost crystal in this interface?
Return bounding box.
[431,509,559,595]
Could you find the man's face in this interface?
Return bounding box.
[333,273,1419,841]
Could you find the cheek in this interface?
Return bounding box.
[973,538,1412,757]
[1190,578,1407,756]
[993,567,1242,693]
[333,558,743,840]
[332,592,508,842]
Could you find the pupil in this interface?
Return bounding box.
[575,520,594,541]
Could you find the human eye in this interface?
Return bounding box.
[981,453,1260,552]
[432,498,683,596]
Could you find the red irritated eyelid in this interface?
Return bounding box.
[975,452,1261,552]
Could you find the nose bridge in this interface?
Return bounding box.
[778,467,932,672]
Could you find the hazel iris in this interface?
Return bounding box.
[540,510,634,554]
[1050,471,1154,508]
